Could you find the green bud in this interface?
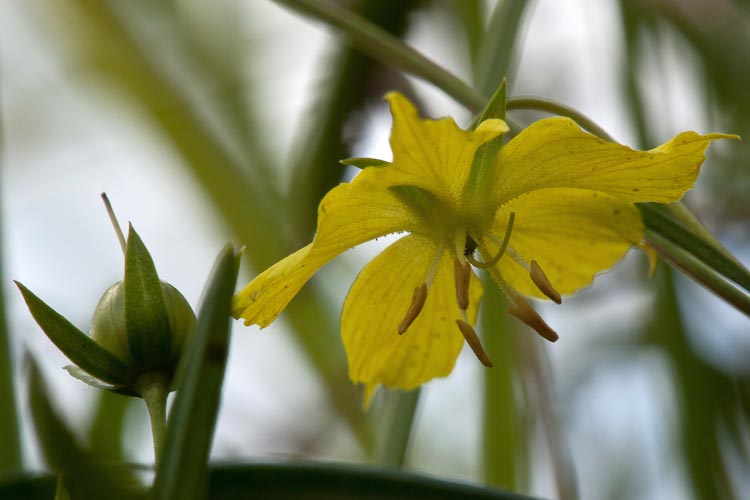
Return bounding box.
[90,280,196,377]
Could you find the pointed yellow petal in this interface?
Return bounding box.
[232,167,421,327]
[342,234,483,393]
[487,188,643,298]
[494,117,737,204]
[385,92,508,206]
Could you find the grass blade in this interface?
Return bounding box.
[27,359,141,500]
[639,203,750,293]
[152,244,239,500]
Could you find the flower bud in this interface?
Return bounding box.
[90,280,196,377]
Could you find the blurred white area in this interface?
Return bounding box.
[1,1,747,499]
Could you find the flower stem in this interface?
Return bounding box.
[378,389,420,468]
[272,0,484,112]
[135,372,169,468]
[506,97,617,142]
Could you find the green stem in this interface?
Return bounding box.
[136,372,169,467]
[378,389,421,468]
[272,0,484,111]
[645,229,750,317]
[506,97,617,142]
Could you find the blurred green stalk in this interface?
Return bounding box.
[273,0,485,111]
[0,87,23,476]
[376,389,420,468]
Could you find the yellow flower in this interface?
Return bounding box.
[232,92,733,403]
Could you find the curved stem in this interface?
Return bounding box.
[273,0,485,112]
[507,97,617,142]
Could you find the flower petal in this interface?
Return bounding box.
[342,234,483,403]
[232,167,422,327]
[486,188,643,298]
[386,92,508,206]
[494,117,736,204]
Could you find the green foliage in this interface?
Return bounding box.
[2,0,748,499]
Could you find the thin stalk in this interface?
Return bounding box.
[646,229,750,317]
[272,0,484,112]
[101,193,127,255]
[378,389,421,468]
[506,97,617,142]
[136,373,169,467]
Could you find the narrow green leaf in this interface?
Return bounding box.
[15,282,130,384]
[123,224,171,368]
[153,244,239,500]
[27,359,142,500]
[476,0,531,98]
[639,203,750,293]
[206,463,538,500]
[340,157,390,169]
[1,463,539,500]
[645,229,750,317]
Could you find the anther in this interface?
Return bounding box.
[465,212,515,269]
[530,260,562,304]
[507,295,559,342]
[454,259,471,310]
[455,320,493,367]
[398,284,428,335]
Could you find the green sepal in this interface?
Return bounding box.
[474,78,507,126]
[123,224,171,370]
[63,366,137,397]
[15,282,130,385]
[466,79,507,200]
[340,157,391,169]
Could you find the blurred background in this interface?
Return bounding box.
[1,0,749,499]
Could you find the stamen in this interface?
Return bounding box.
[466,212,515,269]
[530,260,562,304]
[453,259,471,310]
[398,284,427,335]
[455,319,493,367]
[507,295,559,342]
